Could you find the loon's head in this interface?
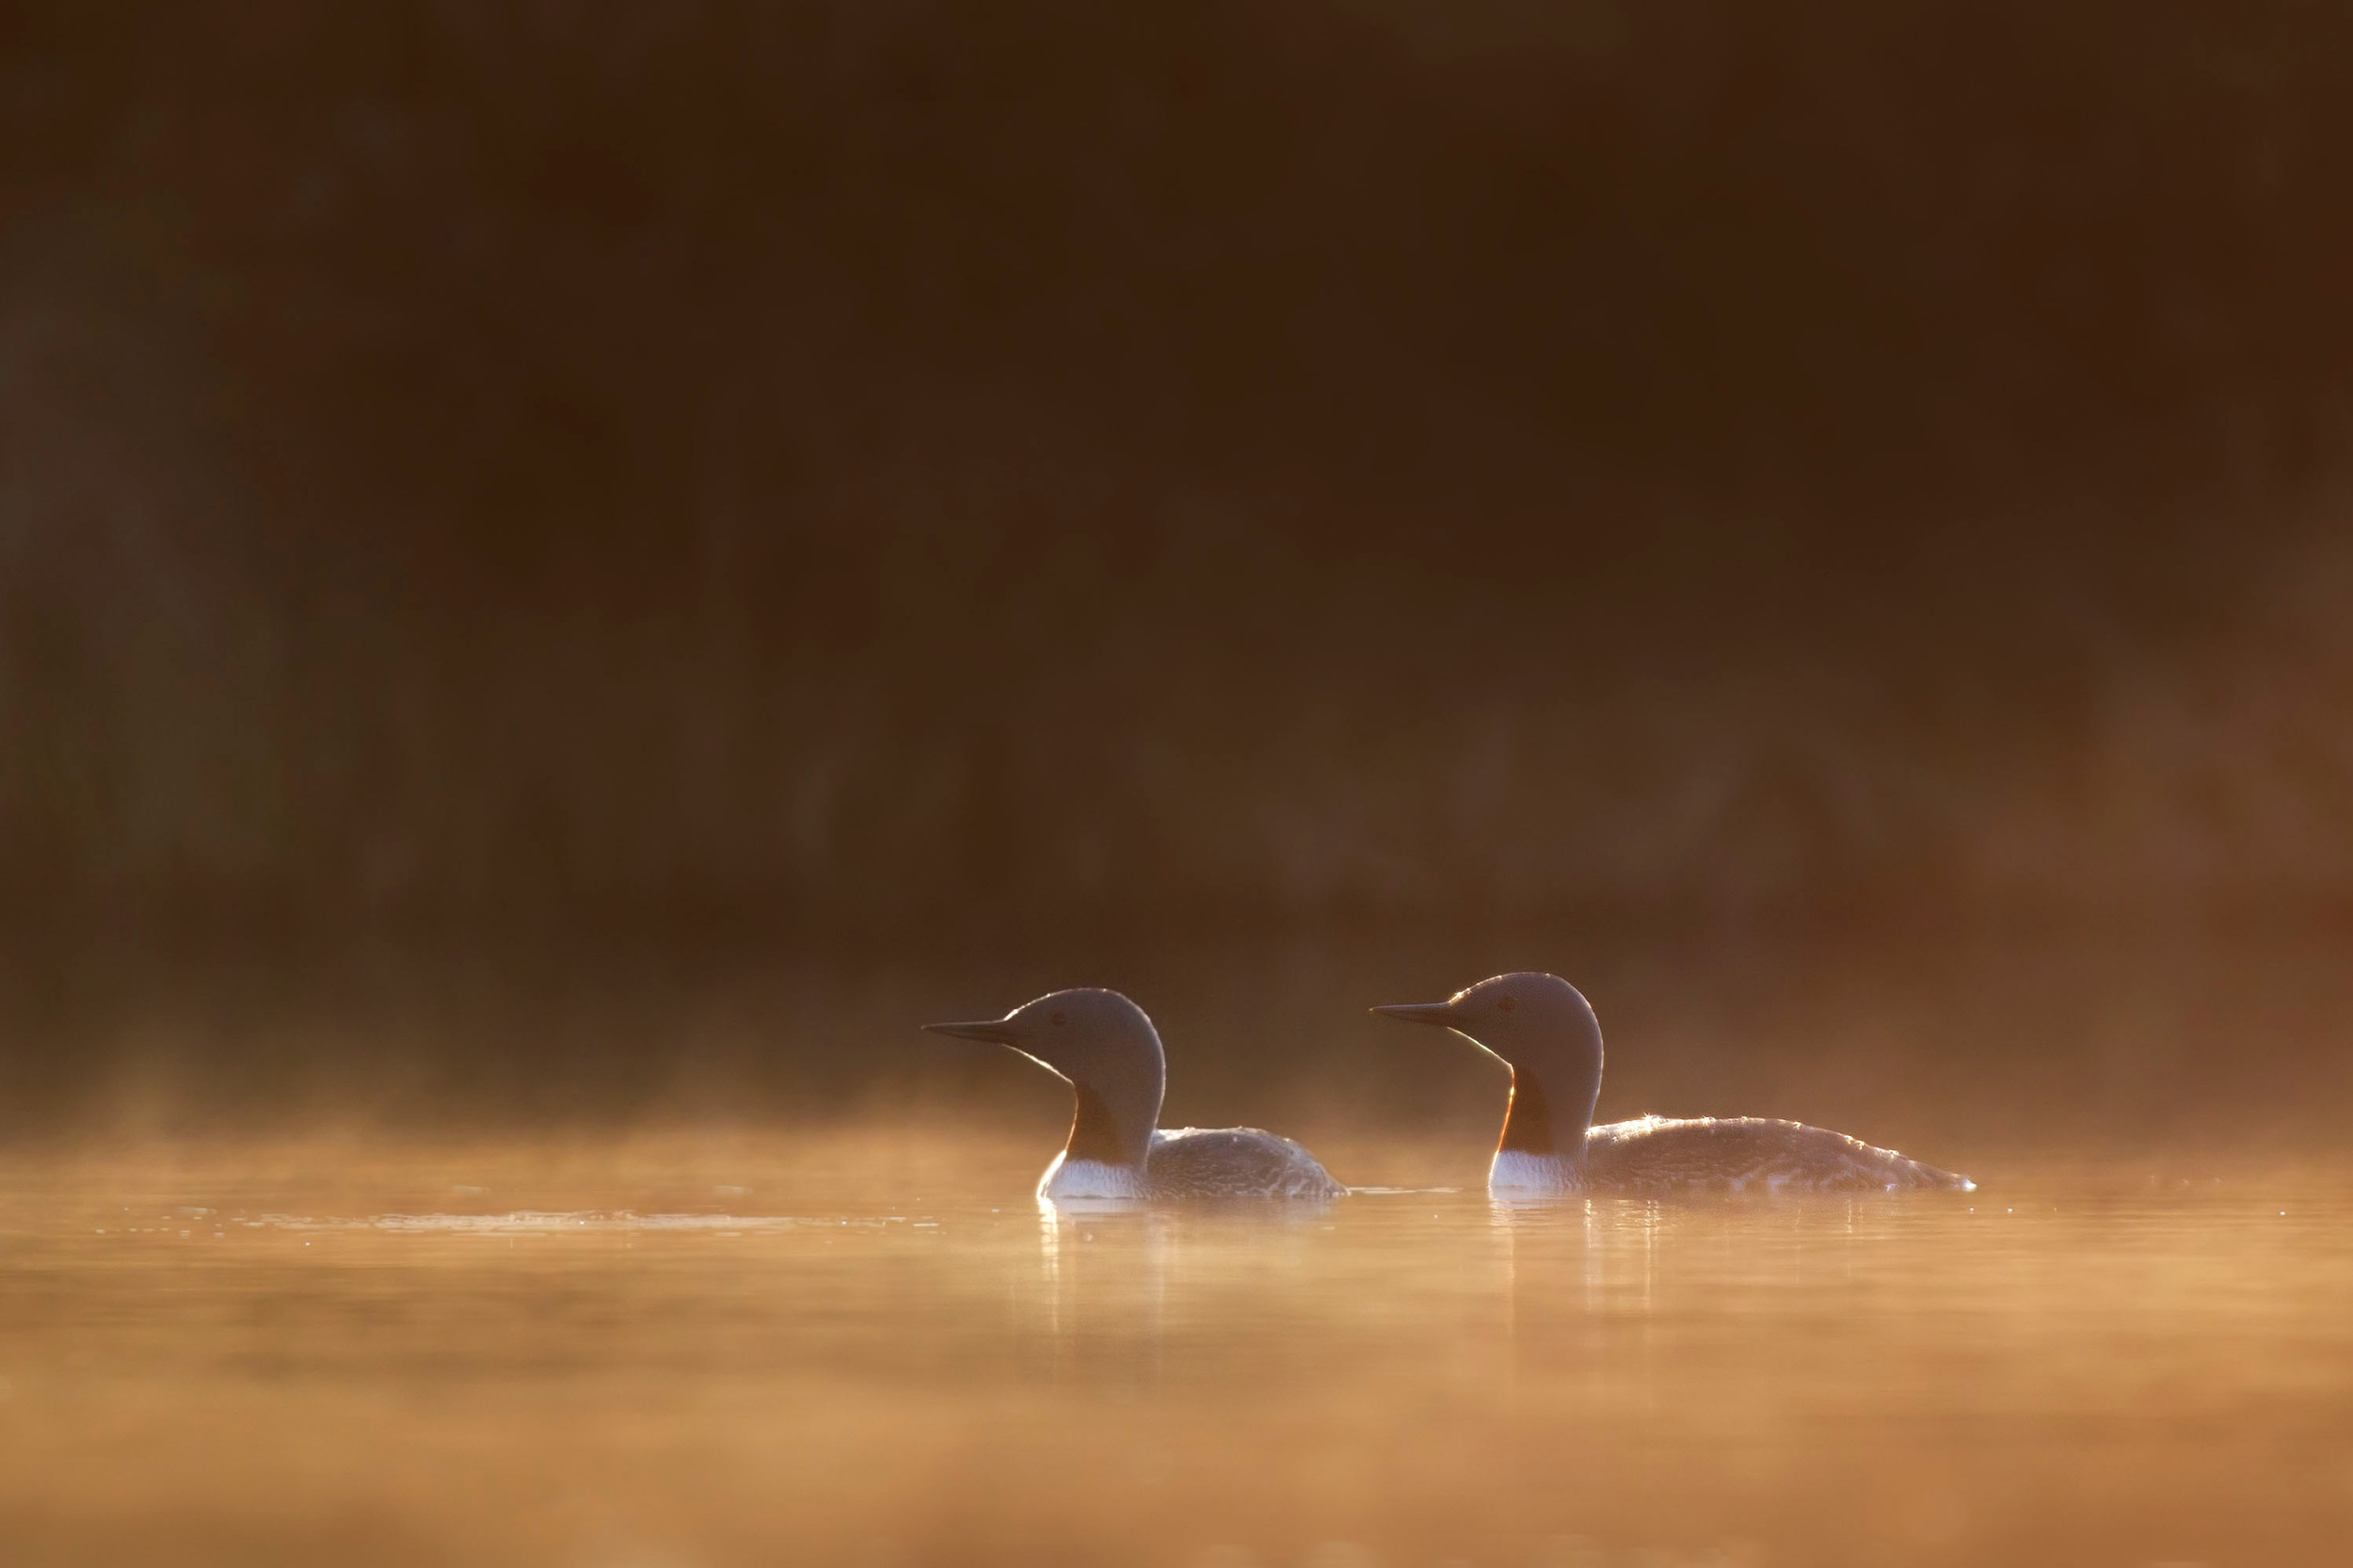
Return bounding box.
[923,987,1167,1168]
[1371,972,1604,1159]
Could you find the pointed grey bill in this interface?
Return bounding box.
[1370,1001,1461,1027]
[921,1018,1024,1045]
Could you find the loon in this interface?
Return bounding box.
[923,987,1345,1202]
[1373,972,1973,1196]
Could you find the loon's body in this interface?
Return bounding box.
[1041,1128,1342,1202]
[926,988,1345,1203]
[1493,1114,1967,1195]
[1376,974,1972,1196]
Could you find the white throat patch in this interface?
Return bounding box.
[1038,1154,1149,1202]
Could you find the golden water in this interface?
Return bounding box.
[3,1135,2349,1567]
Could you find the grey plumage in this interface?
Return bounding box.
[1582,1114,1972,1192]
[1146,1127,1347,1200]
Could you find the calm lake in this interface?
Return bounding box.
[2,1135,2347,1567]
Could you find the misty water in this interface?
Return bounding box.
[3,1132,2350,1568]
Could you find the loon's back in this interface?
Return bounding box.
[1584,1115,1973,1193]
[1145,1127,1345,1200]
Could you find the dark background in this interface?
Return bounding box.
[3,2,2351,1142]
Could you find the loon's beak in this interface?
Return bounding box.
[921,1017,1024,1046]
[1370,1001,1462,1028]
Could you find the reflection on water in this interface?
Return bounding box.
[2,1141,2350,1567]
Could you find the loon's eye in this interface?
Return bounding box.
[1497,996,1516,1013]
[1049,1011,1067,1027]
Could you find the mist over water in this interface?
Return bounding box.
[7,929,2352,1563]
[6,924,2348,1163]
[7,1132,2351,1568]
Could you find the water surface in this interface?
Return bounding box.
[2,1139,2347,1567]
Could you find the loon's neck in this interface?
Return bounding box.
[1064,1079,1155,1169]
[1496,1064,1567,1160]
[1497,1054,1601,1158]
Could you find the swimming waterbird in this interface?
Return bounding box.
[1374,972,1974,1195]
[924,987,1346,1202]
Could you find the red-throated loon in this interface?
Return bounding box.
[924,987,1345,1202]
[1373,972,1973,1195]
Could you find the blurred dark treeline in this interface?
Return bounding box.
[7,0,2353,943]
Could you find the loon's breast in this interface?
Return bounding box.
[1490,1148,1579,1195]
[1141,1127,1346,1200]
[1036,1153,1150,1202]
[1580,1115,1975,1192]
